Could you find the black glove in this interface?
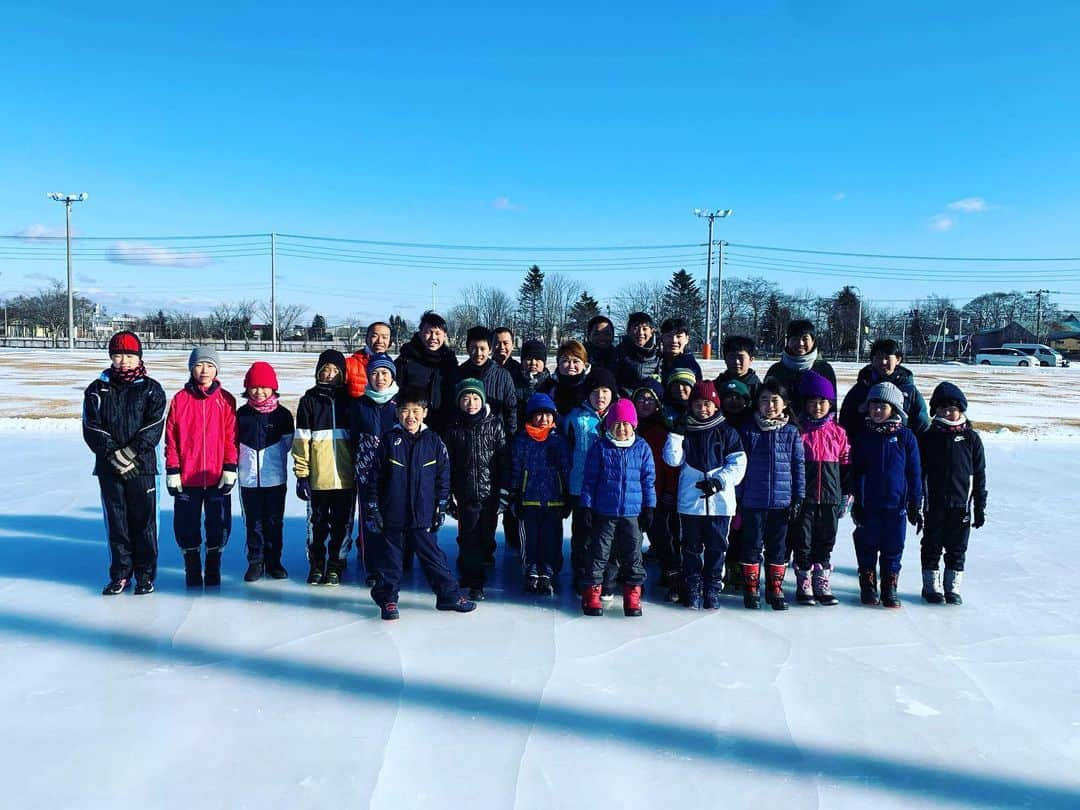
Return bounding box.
[431,499,449,533]
[638,507,654,532]
[296,478,312,502]
[498,489,513,514]
[789,498,803,522]
[669,418,686,436]
[973,505,985,529]
[217,470,237,495]
[581,508,594,532]
[109,446,138,479]
[446,496,459,520]
[695,478,723,498]
[364,503,383,533]
[851,502,865,527]
[907,503,924,534]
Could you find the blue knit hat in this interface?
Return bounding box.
[632,379,664,404]
[366,353,396,380]
[930,381,968,413]
[525,392,557,418]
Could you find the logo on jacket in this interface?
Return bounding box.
[954,436,965,443]
[393,437,402,446]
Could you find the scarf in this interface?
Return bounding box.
[685,412,724,432]
[780,347,818,373]
[525,422,554,442]
[107,362,146,385]
[800,413,832,431]
[932,414,968,433]
[249,393,279,414]
[365,382,398,405]
[754,412,790,431]
[457,405,487,426]
[866,416,902,435]
[605,430,635,448]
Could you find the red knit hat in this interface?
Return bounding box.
[108,331,142,357]
[244,361,279,391]
[689,380,722,408]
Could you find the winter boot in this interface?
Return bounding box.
[436,594,478,613]
[683,579,703,610]
[266,558,289,579]
[944,569,964,605]
[921,569,945,604]
[880,567,901,608]
[134,579,155,595]
[741,563,761,610]
[794,566,816,605]
[582,584,604,616]
[203,550,222,587]
[307,563,325,585]
[664,572,681,603]
[524,574,540,594]
[322,568,342,586]
[703,580,723,610]
[766,563,789,611]
[623,584,643,617]
[724,562,743,595]
[102,577,130,595]
[858,569,880,605]
[380,602,400,621]
[536,575,554,596]
[183,550,202,588]
[811,563,839,606]
[244,562,264,583]
[468,587,486,602]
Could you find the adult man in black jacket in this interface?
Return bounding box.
[451,326,518,438]
[394,311,459,435]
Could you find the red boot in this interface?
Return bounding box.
[766,563,789,611]
[741,563,761,609]
[582,584,603,616]
[623,584,643,617]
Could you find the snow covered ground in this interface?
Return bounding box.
[2,349,1079,809]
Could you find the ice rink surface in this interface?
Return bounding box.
[1,350,1079,809]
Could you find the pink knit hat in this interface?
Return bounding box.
[604,398,638,430]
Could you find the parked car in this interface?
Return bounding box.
[975,348,1041,367]
[1001,343,1069,367]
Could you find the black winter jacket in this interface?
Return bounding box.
[394,336,459,433]
[444,408,510,507]
[371,424,450,529]
[452,359,518,438]
[840,364,930,434]
[613,335,662,395]
[537,369,592,416]
[715,368,763,405]
[918,421,987,511]
[516,368,551,424]
[82,371,167,476]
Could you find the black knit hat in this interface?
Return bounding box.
[929,381,968,413]
[586,367,617,394]
[316,349,347,383]
[521,339,547,363]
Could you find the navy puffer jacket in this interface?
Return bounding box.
[580,435,657,518]
[371,424,450,529]
[738,418,806,510]
[510,427,571,508]
[350,395,398,487]
[851,422,922,510]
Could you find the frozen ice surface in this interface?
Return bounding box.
[1,350,1079,808]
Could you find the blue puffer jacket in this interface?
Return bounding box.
[350,394,398,487]
[563,402,603,496]
[371,424,450,530]
[738,418,806,510]
[851,422,923,510]
[580,435,656,518]
[511,427,571,508]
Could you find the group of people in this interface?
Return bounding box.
[82,310,988,621]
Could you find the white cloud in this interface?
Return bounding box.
[493,196,522,211]
[832,192,845,201]
[106,241,211,268]
[947,197,988,213]
[929,214,955,232]
[16,224,70,239]
[25,272,59,283]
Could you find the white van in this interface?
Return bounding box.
[1002,343,1068,367]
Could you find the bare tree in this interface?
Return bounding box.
[258,301,310,344]
[609,280,666,333]
[541,272,583,345]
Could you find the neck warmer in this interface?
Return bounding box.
[249,393,279,414]
[107,362,146,385]
[800,413,833,431]
[365,382,398,405]
[866,416,902,435]
[686,412,724,432]
[932,414,968,433]
[525,422,554,442]
[187,379,220,398]
[781,347,818,373]
[457,406,487,426]
[605,430,635,448]
[755,412,790,431]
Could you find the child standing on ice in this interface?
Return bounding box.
[580,399,656,617]
[850,381,923,608]
[165,347,238,589]
[789,370,850,606]
[83,331,167,595]
[663,381,746,610]
[236,361,293,582]
[917,382,986,605]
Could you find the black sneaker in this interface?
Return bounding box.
[468,587,486,601]
[102,578,130,595]
[322,570,341,586]
[381,602,400,620]
[524,575,540,594]
[307,566,324,585]
[436,595,477,613]
[244,562,264,583]
[536,576,554,596]
[134,580,155,595]
[266,562,289,579]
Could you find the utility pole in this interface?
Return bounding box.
[716,240,727,348]
[270,232,278,351]
[692,208,732,359]
[1027,289,1061,343]
[432,282,437,312]
[47,192,88,349]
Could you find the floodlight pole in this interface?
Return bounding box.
[47,193,88,350]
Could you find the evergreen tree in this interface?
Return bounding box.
[828,287,860,355]
[760,294,790,355]
[566,291,601,340]
[388,314,411,350]
[309,313,327,341]
[663,269,705,346]
[518,265,544,338]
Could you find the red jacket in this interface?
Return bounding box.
[798,415,851,504]
[345,350,369,398]
[165,381,239,487]
[637,416,679,506]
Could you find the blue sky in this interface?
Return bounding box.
[3,1,1080,323]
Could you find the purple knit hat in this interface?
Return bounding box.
[604,398,639,430]
[798,370,836,402]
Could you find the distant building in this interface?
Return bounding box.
[969,321,1038,354]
